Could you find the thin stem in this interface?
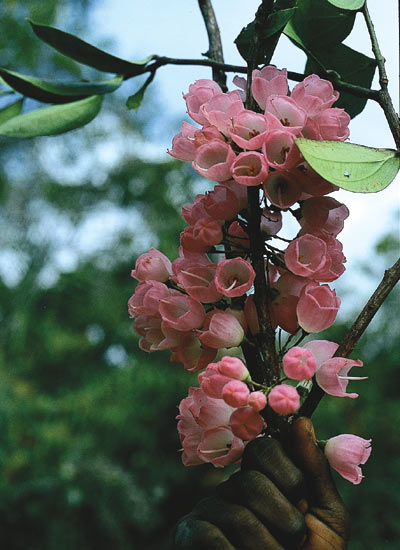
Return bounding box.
[197,0,227,91]
[299,257,400,418]
[362,1,400,148]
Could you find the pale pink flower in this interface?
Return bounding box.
[283,346,317,380]
[193,140,236,181]
[200,90,244,136]
[128,280,169,318]
[284,234,328,279]
[230,110,280,150]
[312,108,350,141]
[325,434,372,485]
[231,151,269,187]
[263,171,302,209]
[265,95,307,134]
[232,75,247,100]
[159,294,205,331]
[198,310,245,349]
[251,66,288,110]
[291,75,339,117]
[229,406,264,440]
[262,130,301,170]
[176,263,222,304]
[183,79,222,125]
[316,357,367,398]
[303,339,338,368]
[247,391,267,412]
[167,121,197,161]
[268,384,300,415]
[300,197,349,237]
[197,426,244,467]
[131,248,172,282]
[215,257,255,298]
[222,380,250,407]
[296,282,340,333]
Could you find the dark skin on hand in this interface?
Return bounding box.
[173,417,350,550]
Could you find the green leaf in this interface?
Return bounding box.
[126,78,151,111]
[327,0,365,10]
[0,68,123,104]
[0,95,103,138]
[0,99,24,125]
[295,139,400,192]
[305,44,376,118]
[29,20,152,76]
[263,8,297,38]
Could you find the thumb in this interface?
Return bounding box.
[290,417,343,509]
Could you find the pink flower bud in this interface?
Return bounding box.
[229,407,264,440]
[222,380,250,407]
[198,310,245,349]
[218,356,249,380]
[325,434,372,485]
[131,248,172,282]
[247,391,267,412]
[283,346,317,380]
[231,151,269,187]
[296,282,341,333]
[316,357,366,398]
[193,141,236,182]
[268,384,300,415]
[251,66,288,110]
[215,257,255,298]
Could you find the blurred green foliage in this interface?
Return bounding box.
[0,2,399,549]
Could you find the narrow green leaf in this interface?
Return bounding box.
[305,44,376,118]
[327,0,365,10]
[126,82,147,110]
[0,95,102,138]
[0,68,123,104]
[0,99,24,125]
[29,20,152,76]
[295,139,400,193]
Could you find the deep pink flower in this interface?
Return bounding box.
[316,357,367,398]
[260,207,283,237]
[131,248,172,282]
[159,294,205,331]
[198,310,244,349]
[231,151,269,187]
[183,79,222,125]
[222,380,250,408]
[325,434,372,484]
[297,282,340,333]
[229,406,264,440]
[300,196,349,237]
[291,75,339,117]
[193,140,236,181]
[270,273,309,334]
[268,384,300,415]
[251,66,288,110]
[215,257,255,298]
[220,179,248,211]
[203,184,240,221]
[181,193,209,225]
[283,346,317,380]
[227,221,250,254]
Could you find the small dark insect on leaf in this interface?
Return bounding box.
[343,170,351,177]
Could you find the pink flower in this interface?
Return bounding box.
[159,294,205,331]
[303,339,338,368]
[183,79,222,125]
[198,426,244,467]
[200,90,244,136]
[167,121,197,161]
[262,130,301,171]
[247,391,267,412]
[311,108,350,141]
[285,234,328,279]
[128,280,169,317]
[324,434,372,485]
[229,407,264,440]
[198,310,244,349]
[203,184,240,221]
[316,357,367,398]
[270,273,309,334]
[218,356,249,381]
[263,171,302,209]
[265,95,307,134]
[291,75,339,117]
[268,384,300,415]
[230,110,280,150]
[176,263,222,303]
[231,151,269,187]
[181,194,209,225]
[300,197,349,237]
[283,346,317,380]
[297,282,340,333]
[199,362,232,399]
[171,332,217,372]
[215,257,255,298]
[222,380,250,407]
[131,248,172,282]
[227,221,250,253]
[193,141,236,181]
[251,66,288,110]
[172,247,211,277]
[260,207,282,237]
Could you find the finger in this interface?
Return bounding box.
[217,469,307,549]
[194,495,285,550]
[241,435,305,505]
[173,515,234,550]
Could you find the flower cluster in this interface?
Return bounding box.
[128,67,371,483]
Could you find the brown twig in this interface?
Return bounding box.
[299,257,400,418]
[197,0,227,91]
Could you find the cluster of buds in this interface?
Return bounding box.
[128,67,371,483]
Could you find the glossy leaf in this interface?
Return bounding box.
[0,95,103,138]
[305,44,376,118]
[0,68,123,104]
[295,139,400,193]
[327,0,365,9]
[29,20,152,76]
[0,99,23,125]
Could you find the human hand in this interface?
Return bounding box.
[172,417,350,549]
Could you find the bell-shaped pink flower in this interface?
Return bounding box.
[231,151,269,187]
[171,332,217,372]
[193,140,236,181]
[283,346,317,380]
[263,171,302,209]
[265,95,307,134]
[232,75,247,101]
[131,248,173,282]
[296,163,338,197]
[260,207,282,237]
[297,282,340,333]
[198,426,245,467]
[172,247,211,277]
[181,194,209,225]
[159,294,205,331]
[222,380,250,407]
[218,356,249,381]
[203,184,240,221]
[291,75,339,117]
[303,339,338,368]
[247,391,267,412]
[270,273,309,334]
[300,196,349,237]
[284,234,328,278]
[220,179,248,211]
[251,66,288,110]
[262,130,301,171]
[229,406,264,440]
[268,384,300,415]
[230,110,280,150]
[199,362,232,399]
[200,90,244,136]
[215,257,255,298]
[227,221,250,254]
[312,108,350,141]
[128,280,169,317]
[167,121,197,161]
[183,79,222,125]
[198,310,244,349]
[324,434,372,485]
[176,263,222,304]
[316,357,367,398]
